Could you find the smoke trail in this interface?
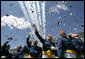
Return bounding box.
[24,1,39,30]
[18,1,46,47]
[41,1,46,39]
[35,1,43,37]
[24,1,43,47]
[24,1,40,39]
[18,1,36,38]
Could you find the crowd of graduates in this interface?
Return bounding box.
[1,24,84,58]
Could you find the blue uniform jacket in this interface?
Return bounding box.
[12,50,23,58]
[35,31,58,56]
[21,37,42,58]
[71,38,84,52]
[28,45,42,58]
[35,31,55,51]
[57,37,75,58]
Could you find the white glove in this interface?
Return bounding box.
[50,46,56,50]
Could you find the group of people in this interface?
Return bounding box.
[1,24,84,58]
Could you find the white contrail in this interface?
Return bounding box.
[41,1,46,39]
[24,1,43,47]
[18,1,46,47]
[32,1,40,32]
[24,1,39,30]
[18,1,36,38]
[35,1,43,38]
[24,1,40,39]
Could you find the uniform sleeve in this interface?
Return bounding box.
[2,41,9,50]
[77,39,84,45]
[35,31,45,44]
[26,37,31,47]
[57,39,64,58]
[3,41,9,46]
[72,39,84,52]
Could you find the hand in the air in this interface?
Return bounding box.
[8,37,12,41]
[28,32,32,38]
[33,24,37,32]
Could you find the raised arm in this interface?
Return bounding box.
[26,33,32,47]
[3,38,12,47]
[3,41,9,46]
[33,24,45,43]
[2,38,12,51]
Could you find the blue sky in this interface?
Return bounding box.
[1,1,84,49]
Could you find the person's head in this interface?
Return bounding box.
[60,30,67,38]
[33,39,38,46]
[17,45,22,51]
[47,35,52,41]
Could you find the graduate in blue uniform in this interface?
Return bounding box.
[33,24,58,58]
[12,46,23,58]
[1,38,12,58]
[69,33,84,58]
[21,33,32,56]
[57,30,77,58]
[21,33,42,58]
